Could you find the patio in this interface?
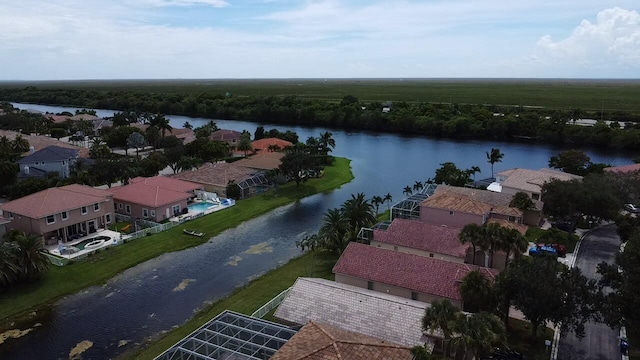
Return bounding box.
[44,229,122,260]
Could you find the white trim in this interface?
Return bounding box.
[150,209,156,217]
[46,214,56,225]
[125,205,131,214]
[81,206,88,215]
[94,203,100,212]
[105,213,112,224]
[61,211,69,221]
[142,208,149,218]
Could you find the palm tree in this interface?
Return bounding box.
[237,131,253,157]
[12,134,30,154]
[450,312,505,360]
[318,208,349,254]
[403,186,413,197]
[318,131,336,154]
[146,125,161,150]
[371,195,384,215]
[151,114,173,137]
[413,180,423,193]
[484,223,504,268]
[11,232,49,282]
[486,148,504,178]
[183,121,193,129]
[422,299,459,356]
[459,270,494,313]
[497,228,528,268]
[383,193,393,213]
[460,223,483,266]
[469,166,481,182]
[0,242,19,291]
[342,193,376,237]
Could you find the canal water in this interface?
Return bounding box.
[1,102,634,359]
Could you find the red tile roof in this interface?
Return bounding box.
[271,321,412,360]
[251,138,293,152]
[129,176,202,193]
[333,243,498,302]
[604,163,640,174]
[111,176,200,208]
[373,218,468,257]
[0,184,112,219]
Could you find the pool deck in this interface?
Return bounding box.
[170,199,236,223]
[45,229,122,259]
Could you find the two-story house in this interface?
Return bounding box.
[210,129,241,147]
[0,184,115,244]
[17,145,79,179]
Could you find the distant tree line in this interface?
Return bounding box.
[3,88,640,149]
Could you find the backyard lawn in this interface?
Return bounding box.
[0,157,353,324]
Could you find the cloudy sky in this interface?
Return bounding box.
[1,0,638,80]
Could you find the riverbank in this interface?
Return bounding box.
[0,157,353,325]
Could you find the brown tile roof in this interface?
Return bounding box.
[333,243,498,302]
[129,176,202,193]
[421,191,492,215]
[46,114,71,123]
[486,218,528,235]
[497,168,582,193]
[251,137,293,152]
[234,152,284,170]
[271,321,412,360]
[110,182,192,208]
[0,184,112,218]
[0,130,90,158]
[490,206,523,218]
[373,218,468,257]
[435,185,514,207]
[604,163,640,174]
[210,129,241,141]
[69,114,100,121]
[171,162,255,187]
[169,127,196,144]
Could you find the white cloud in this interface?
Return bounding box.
[534,7,640,69]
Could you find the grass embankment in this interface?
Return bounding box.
[128,251,339,360]
[0,157,353,323]
[3,79,640,112]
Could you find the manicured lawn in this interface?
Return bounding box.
[507,318,554,360]
[124,251,339,360]
[0,157,353,324]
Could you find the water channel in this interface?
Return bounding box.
[1,102,635,359]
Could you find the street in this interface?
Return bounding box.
[557,224,621,360]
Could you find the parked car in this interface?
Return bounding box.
[529,244,558,258]
[624,203,639,213]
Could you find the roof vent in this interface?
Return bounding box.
[29,146,35,154]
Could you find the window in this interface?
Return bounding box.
[61,211,68,221]
[105,213,112,224]
[118,203,123,209]
[532,193,540,200]
[46,214,56,225]
[7,212,13,219]
[367,281,374,290]
[94,203,100,211]
[125,205,131,214]
[429,253,434,258]
[411,292,418,300]
[81,206,87,215]
[393,246,398,251]
[142,208,149,218]
[172,205,181,215]
[62,160,66,165]
[150,210,156,217]
[449,211,454,215]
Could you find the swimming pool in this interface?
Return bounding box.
[74,236,111,250]
[188,202,215,213]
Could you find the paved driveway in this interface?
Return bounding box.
[557,224,620,360]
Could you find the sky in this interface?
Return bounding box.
[0,0,639,80]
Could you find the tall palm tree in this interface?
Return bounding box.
[413,180,423,193]
[422,299,459,356]
[383,193,393,213]
[450,312,505,360]
[341,193,376,237]
[151,114,173,137]
[483,223,503,268]
[498,228,528,268]
[318,131,336,155]
[12,134,30,154]
[459,270,494,313]
[11,232,49,282]
[459,223,483,266]
[183,121,193,129]
[403,186,413,197]
[486,148,504,178]
[318,208,349,254]
[469,166,481,182]
[146,125,161,150]
[371,195,384,215]
[0,242,19,291]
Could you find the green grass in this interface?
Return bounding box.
[507,318,554,360]
[0,157,353,323]
[2,79,640,112]
[123,251,339,360]
[108,221,130,232]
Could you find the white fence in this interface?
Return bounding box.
[251,287,292,319]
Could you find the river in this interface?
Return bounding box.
[0,102,634,359]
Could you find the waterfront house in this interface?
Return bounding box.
[251,138,292,153]
[233,152,285,171]
[0,130,90,158]
[0,184,115,244]
[172,162,270,199]
[333,242,498,309]
[210,129,241,147]
[17,145,79,179]
[270,321,412,360]
[110,176,202,222]
[493,168,581,201]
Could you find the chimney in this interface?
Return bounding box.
[29,146,35,154]
[23,166,30,175]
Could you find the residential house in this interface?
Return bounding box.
[0,184,115,244]
[17,145,79,179]
[210,129,241,147]
[172,162,270,199]
[604,163,640,174]
[333,242,498,309]
[274,277,434,349]
[0,130,90,158]
[270,321,412,360]
[111,176,202,222]
[251,137,292,153]
[233,152,285,171]
[370,218,471,263]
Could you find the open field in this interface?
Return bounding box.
[2,78,640,112]
[0,157,353,323]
